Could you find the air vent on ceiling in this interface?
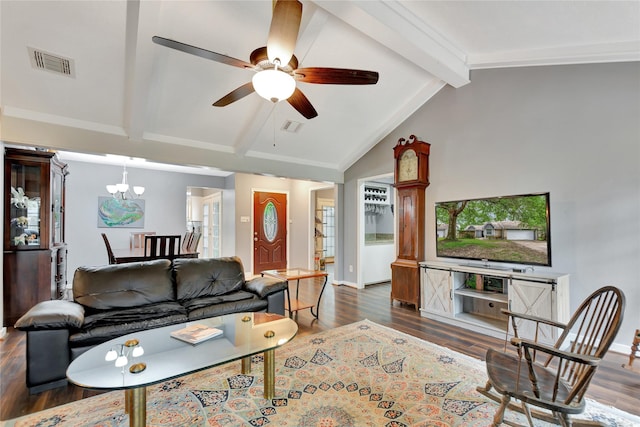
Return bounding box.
[28,47,75,78]
[281,120,303,133]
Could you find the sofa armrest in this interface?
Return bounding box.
[15,300,85,330]
[244,276,288,298]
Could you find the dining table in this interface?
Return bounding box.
[111,247,199,263]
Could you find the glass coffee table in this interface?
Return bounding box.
[67,312,297,427]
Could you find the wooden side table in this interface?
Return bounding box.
[261,268,328,319]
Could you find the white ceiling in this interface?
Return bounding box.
[1,1,638,182]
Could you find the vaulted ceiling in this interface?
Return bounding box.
[1,1,638,182]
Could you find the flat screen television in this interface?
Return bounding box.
[435,192,551,267]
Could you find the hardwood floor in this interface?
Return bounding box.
[2,277,639,421]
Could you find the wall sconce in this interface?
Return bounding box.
[106,164,145,200]
[105,338,145,373]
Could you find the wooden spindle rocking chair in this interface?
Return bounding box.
[477,286,625,427]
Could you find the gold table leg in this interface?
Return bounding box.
[242,356,252,374]
[263,349,275,399]
[125,387,147,427]
[125,388,131,414]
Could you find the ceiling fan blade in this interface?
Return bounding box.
[152,36,254,70]
[267,0,302,66]
[212,82,255,107]
[287,88,318,119]
[295,67,379,85]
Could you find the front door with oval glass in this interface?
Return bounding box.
[253,191,287,274]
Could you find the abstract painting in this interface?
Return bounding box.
[97,197,145,228]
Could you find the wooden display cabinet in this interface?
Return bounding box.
[3,147,69,326]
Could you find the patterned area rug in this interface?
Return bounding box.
[3,320,639,427]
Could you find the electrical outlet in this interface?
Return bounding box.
[349,265,353,273]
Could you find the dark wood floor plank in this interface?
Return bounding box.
[1,278,639,421]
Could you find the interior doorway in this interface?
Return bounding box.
[202,192,221,258]
[311,186,335,271]
[357,174,395,288]
[186,187,222,258]
[316,197,335,270]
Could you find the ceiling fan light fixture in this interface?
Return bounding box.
[252,69,296,103]
[267,47,292,70]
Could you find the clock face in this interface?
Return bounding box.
[398,149,418,182]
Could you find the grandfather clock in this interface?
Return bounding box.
[391,135,430,310]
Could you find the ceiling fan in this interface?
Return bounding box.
[152,0,379,119]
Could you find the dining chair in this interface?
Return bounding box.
[100,233,117,264]
[477,286,625,427]
[187,232,201,252]
[144,235,181,258]
[181,231,194,253]
[130,231,156,249]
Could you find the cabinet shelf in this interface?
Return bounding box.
[363,184,390,205]
[454,288,508,304]
[454,312,507,332]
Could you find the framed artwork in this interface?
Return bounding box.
[97,197,145,228]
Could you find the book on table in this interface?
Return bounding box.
[170,323,223,344]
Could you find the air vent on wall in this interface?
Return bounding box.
[28,47,75,78]
[281,120,303,133]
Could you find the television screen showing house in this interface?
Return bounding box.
[435,193,551,266]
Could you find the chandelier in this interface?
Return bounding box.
[106,164,144,199]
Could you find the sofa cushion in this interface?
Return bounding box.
[81,301,186,329]
[15,300,85,330]
[245,276,289,298]
[173,257,246,301]
[180,290,256,312]
[186,296,268,321]
[70,302,187,348]
[73,259,174,310]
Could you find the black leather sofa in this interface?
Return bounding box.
[14,256,287,394]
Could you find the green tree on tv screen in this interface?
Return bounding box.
[436,194,547,242]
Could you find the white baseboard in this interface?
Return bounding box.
[333,280,360,289]
[610,341,632,355]
[566,332,631,357]
[0,327,6,340]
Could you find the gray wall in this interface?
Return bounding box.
[64,160,233,275]
[344,62,640,348]
[222,174,236,256]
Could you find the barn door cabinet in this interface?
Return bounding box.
[419,261,570,342]
[3,147,69,327]
[421,267,454,316]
